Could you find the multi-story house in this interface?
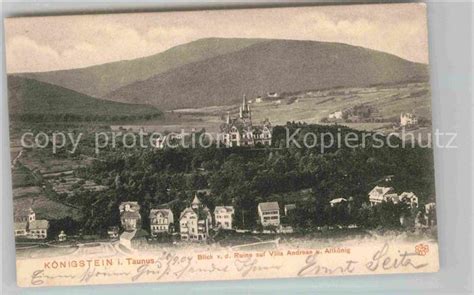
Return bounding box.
[28,220,49,239]
[368,186,398,206]
[149,208,174,235]
[214,206,234,230]
[258,202,280,227]
[179,195,212,241]
[119,202,141,231]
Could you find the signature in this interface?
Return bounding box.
[365,243,429,271]
[297,242,429,277]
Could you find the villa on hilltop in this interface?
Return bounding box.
[220,95,272,147]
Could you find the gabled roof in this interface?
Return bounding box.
[369,186,394,197]
[258,202,279,212]
[149,208,173,219]
[399,192,416,199]
[192,195,201,205]
[284,204,296,210]
[29,220,49,230]
[14,222,27,231]
[214,206,234,214]
[119,201,140,212]
[330,198,347,204]
[179,207,197,220]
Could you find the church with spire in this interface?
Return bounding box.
[220,94,272,147]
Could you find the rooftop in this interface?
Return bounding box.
[258,202,279,211]
[29,220,49,230]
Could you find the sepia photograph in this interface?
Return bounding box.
[4,3,441,287]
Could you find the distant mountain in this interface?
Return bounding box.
[8,76,161,122]
[106,39,429,110]
[17,38,266,98]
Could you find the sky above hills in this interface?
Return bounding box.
[5,3,428,73]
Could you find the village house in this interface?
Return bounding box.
[369,187,419,209]
[258,202,280,227]
[58,231,67,242]
[284,204,296,216]
[330,198,347,207]
[149,208,174,235]
[398,192,419,208]
[107,226,119,239]
[13,208,49,239]
[266,92,280,99]
[179,195,212,241]
[328,111,343,120]
[220,95,272,147]
[28,220,49,239]
[119,202,141,231]
[368,186,398,206]
[400,112,418,126]
[214,206,234,230]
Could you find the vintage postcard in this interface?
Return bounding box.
[5,3,439,288]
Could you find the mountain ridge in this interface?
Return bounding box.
[8,76,161,122]
[105,39,429,109]
[16,38,268,98]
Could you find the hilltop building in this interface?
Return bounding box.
[149,208,174,235]
[400,112,418,126]
[179,195,212,241]
[258,202,280,227]
[220,95,272,147]
[119,202,141,231]
[328,111,343,120]
[214,206,234,230]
